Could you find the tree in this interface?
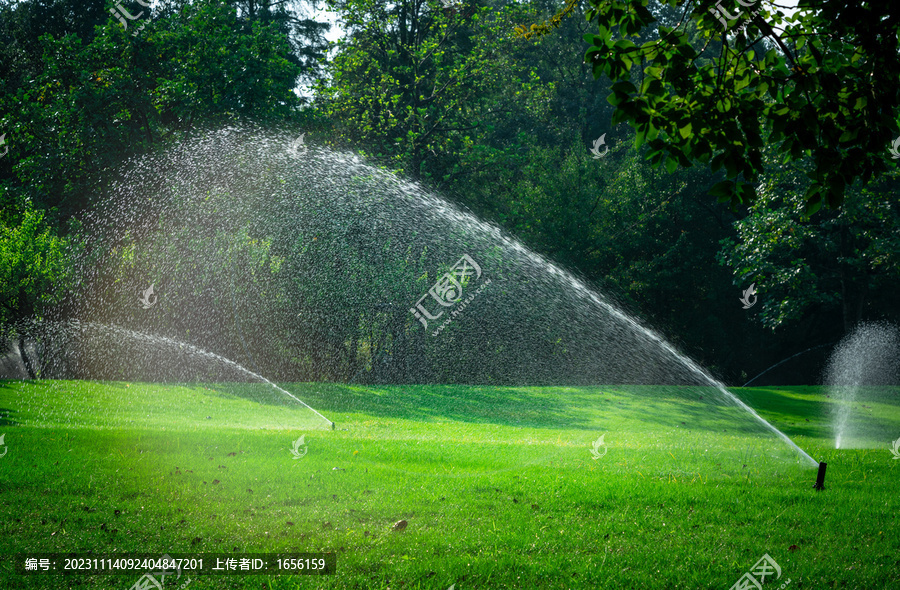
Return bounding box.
[0,205,75,377]
[222,0,331,85]
[0,0,306,220]
[573,0,900,212]
[719,167,900,337]
[0,0,324,349]
[317,0,547,178]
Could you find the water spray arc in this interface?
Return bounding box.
[825,322,900,451]
[67,127,821,471]
[587,292,819,468]
[412,190,818,468]
[742,343,836,387]
[29,320,336,429]
[102,323,336,429]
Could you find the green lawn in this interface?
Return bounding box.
[0,381,898,589]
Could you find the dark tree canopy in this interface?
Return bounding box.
[1,0,897,385]
[558,0,900,213]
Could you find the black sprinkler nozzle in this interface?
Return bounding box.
[814,461,827,491]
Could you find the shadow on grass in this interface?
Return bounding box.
[7,379,893,447]
[0,381,25,426]
[283,382,813,439]
[290,383,592,430]
[0,407,19,426]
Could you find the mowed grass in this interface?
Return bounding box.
[1,381,899,590]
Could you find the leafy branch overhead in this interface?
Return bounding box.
[579,0,900,213]
[514,0,581,40]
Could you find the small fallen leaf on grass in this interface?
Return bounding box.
[392,520,408,532]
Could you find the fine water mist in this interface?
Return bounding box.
[5,318,334,431]
[826,322,900,449]
[6,124,816,468]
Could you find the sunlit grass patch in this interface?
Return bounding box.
[0,381,898,589]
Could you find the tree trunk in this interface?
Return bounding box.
[348,334,359,380]
[19,336,36,380]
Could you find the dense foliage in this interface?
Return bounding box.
[0,0,897,384]
[576,0,900,214]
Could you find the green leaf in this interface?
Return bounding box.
[665,156,678,174]
[611,81,637,94]
[709,180,734,199]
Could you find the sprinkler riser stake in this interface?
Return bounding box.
[814,461,827,491]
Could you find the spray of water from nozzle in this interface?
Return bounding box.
[25,320,335,429]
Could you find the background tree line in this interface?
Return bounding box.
[1,0,898,385]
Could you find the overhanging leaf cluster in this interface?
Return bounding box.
[583,0,900,213]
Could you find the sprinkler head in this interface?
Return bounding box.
[331,422,335,430]
[814,461,827,491]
